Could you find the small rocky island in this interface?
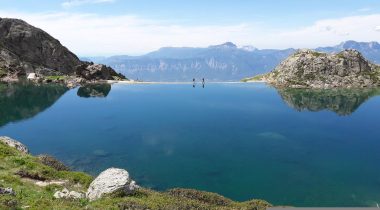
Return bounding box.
[0,18,126,85]
[244,49,380,88]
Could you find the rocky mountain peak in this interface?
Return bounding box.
[338,40,380,50]
[209,42,237,49]
[0,18,126,82]
[0,18,81,76]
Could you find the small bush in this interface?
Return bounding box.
[167,188,232,206]
[38,155,70,171]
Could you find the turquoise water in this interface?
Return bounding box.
[1,82,380,207]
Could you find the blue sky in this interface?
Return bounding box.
[1,0,380,55]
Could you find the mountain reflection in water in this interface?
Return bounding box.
[0,82,68,127]
[77,84,111,98]
[276,88,380,115]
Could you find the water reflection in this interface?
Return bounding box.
[276,88,380,115]
[0,82,68,127]
[77,84,111,98]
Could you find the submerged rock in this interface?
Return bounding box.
[261,49,380,88]
[257,132,287,140]
[0,136,29,154]
[86,168,139,201]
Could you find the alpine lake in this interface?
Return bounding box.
[1,81,380,207]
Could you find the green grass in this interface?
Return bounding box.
[0,141,272,209]
[310,51,326,57]
[44,75,67,81]
[241,74,266,82]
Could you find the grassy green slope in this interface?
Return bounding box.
[0,142,271,210]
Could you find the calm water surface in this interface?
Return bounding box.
[1,82,380,207]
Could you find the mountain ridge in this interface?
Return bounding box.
[84,40,380,82]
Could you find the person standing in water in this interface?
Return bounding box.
[193,78,196,88]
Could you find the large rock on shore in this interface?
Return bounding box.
[86,168,138,201]
[75,62,126,81]
[261,49,380,88]
[0,18,126,81]
[0,136,29,154]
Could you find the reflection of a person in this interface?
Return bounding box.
[202,84,204,88]
[193,78,196,88]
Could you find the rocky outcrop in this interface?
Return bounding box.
[262,49,380,88]
[86,168,139,201]
[0,18,126,82]
[0,136,29,154]
[54,188,84,200]
[76,62,126,81]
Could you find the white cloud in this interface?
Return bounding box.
[273,14,380,48]
[62,0,115,8]
[0,11,379,56]
[0,11,260,55]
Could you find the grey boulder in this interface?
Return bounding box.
[86,168,138,201]
[0,187,15,196]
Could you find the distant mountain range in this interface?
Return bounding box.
[82,41,380,82]
[316,41,380,64]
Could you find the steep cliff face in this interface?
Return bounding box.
[0,18,125,81]
[0,18,81,77]
[262,49,380,88]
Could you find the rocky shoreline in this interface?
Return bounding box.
[0,136,272,209]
